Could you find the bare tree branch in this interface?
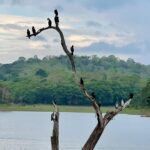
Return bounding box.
[27,19,102,125]
[103,96,133,126]
[79,80,103,127]
[26,10,134,150]
[27,26,76,73]
[82,96,133,150]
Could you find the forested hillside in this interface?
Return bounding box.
[0,55,150,106]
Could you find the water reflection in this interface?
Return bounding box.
[0,112,150,150]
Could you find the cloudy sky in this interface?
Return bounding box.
[0,0,150,64]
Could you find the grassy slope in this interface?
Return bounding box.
[0,104,150,116]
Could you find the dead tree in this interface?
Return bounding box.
[26,10,134,150]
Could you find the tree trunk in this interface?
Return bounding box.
[27,11,134,150]
[82,124,104,150]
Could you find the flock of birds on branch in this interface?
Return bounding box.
[80,77,134,109]
[26,9,59,38]
[26,9,134,110]
[26,9,74,56]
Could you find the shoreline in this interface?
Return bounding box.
[0,104,150,116]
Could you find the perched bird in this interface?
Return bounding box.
[27,29,30,39]
[54,9,58,16]
[121,99,124,107]
[91,92,96,99]
[47,18,52,27]
[129,93,134,99]
[32,26,36,36]
[115,101,119,109]
[70,45,74,55]
[80,77,84,86]
[54,16,59,27]
[98,101,101,107]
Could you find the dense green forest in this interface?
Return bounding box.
[0,55,150,106]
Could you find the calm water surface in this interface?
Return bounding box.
[0,111,150,150]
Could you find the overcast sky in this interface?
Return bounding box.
[0,0,150,64]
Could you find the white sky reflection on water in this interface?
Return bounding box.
[0,112,150,150]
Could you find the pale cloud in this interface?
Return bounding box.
[29,41,48,50]
[67,32,135,48]
[86,21,102,28]
[98,33,136,47]
[67,35,99,47]
[0,0,150,64]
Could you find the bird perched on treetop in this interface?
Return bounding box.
[27,29,30,39]
[70,45,74,55]
[80,77,84,86]
[98,101,101,107]
[53,99,57,105]
[54,16,59,27]
[54,9,58,16]
[47,18,52,27]
[54,9,59,27]
[91,92,96,99]
[32,26,36,36]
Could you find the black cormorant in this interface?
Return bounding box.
[32,26,36,36]
[47,18,52,27]
[54,16,59,27]
[70,45,74,55]
[98,101,101,107]
[27,29,30,39]
[91,92,96,99]
[80,77,84,86]
[129,93,134,99]
[54,9,58,16]
[53,99,57,105]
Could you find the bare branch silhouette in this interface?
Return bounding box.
[82,94,133,150]
[26,10,134,150]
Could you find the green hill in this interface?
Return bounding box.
[0,55,150,106]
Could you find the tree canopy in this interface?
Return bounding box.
[0,55,149,106]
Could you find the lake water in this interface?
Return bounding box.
[0,111,150,150]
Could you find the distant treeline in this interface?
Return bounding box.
[0,55,150,106]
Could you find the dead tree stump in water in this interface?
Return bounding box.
[51,102,59,150]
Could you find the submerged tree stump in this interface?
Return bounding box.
[51,102,59,150]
